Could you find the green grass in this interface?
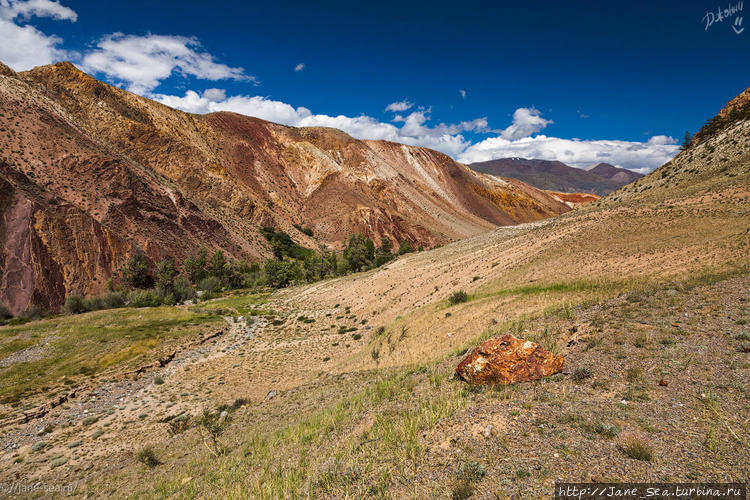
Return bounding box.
[93,364,468,498]
[0,306,224,403]
[201,292,270,316]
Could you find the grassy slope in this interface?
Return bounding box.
[1,117,748,496]
[0,306,224,409]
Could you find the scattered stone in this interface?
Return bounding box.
[659,379,668,387]
[264,390,277,402]
[455,334,564,385]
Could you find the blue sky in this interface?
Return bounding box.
[1,0,748,171]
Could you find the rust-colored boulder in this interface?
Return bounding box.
[455,334,564,385]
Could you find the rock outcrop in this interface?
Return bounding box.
[455,334,564,385]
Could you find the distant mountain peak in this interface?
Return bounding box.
[468,158,641,196]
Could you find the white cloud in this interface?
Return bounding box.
[0,0,76,70]
[153,89,490,157]
[459,89,466,99]
[81,33,253,93]
[153,92,677,172]
[294,63,305,72]
[646,135,678,145]
[385,100,413,112]
[148,86,678,173]
[458,134,679,172]
[500,107,553,140]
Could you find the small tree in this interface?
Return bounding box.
[64,295,86,315]
[122,252,151,289]
[184,248,208,284]
[342,234,375,272]
[208,250,227,279]
[374,237,394,267]
[398,240,414,255]
[264,259,302,288]
[154,259,178,294]
[680,131,692,151]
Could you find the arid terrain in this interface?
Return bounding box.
[0,61,570,315]
[0,72,748,498]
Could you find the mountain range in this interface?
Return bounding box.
[0,61,571,314]
[468,158,643,195]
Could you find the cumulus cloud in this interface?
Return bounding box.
[81,33,253,93]
[294,63,304,72]
[153,91,676,171]
[459,89,466,99]
[153,89,490,157]
[0,0,76,70]
[458,134,679,172]
[385,100,413,113]
[500,107,553,140]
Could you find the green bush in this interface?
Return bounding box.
[572,366,593,382]
[342,234,375,272]
[98,292,126,309]
[10,305,43,324]
[128,290,162,308]
[398,240,414,255]
[448,291,468,305]
[263,259,302,288]
[136,446,161,467]
[0,302,11,320]
[122,252,152,289]
[619,437,653,461]
[173,277,196,302]
[198,276,221,294]
[154,259,177,294]
[184,248,209,283]
[64,295,86,315]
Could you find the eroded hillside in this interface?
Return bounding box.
[0,61,569,314]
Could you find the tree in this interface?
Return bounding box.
[680,131,692,151]
[342,234,375,272]
[208,250,227,279]
[374,237,394,267]
[184,248,208,284]
[154,259,178,294]
[263,259,302,288]
[122,252,152,289]
[398,240,414,255]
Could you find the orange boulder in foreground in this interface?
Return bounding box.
[455,334,564,385]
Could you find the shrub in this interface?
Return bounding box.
[154,259,177,294]
[153,376,164,385]
[128,290,162,308]
[64,295,86,315]
[136,446,161,467]
[448,291,468,305]
[184,248,209,283]
[98,291,126,309]
[342,234,375,272]
[198,276,221,294]
[398,240,414,255]
[15,305,43,323]
[173,277,196,302]
[263,259,302,288]
[572,366,593,382]
[0,302,12,320]
[197,409,228,456]
[619,437,653,461]
[122,252,152,289]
